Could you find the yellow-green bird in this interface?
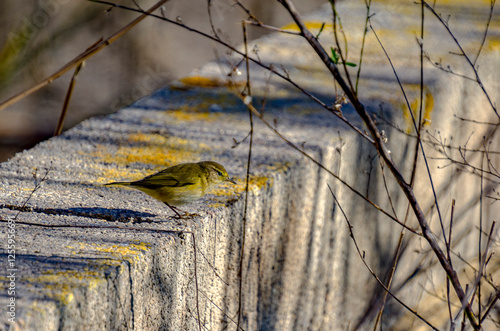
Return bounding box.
[105,161,236,218]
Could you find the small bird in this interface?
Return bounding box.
[105,161,236,218]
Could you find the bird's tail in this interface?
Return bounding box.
[104,181,132,187]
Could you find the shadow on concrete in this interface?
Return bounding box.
[0,205,156,222]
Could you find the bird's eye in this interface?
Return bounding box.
[217,171,223,176]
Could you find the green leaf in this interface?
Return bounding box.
[330,47,339,64]
[345,62,358,67]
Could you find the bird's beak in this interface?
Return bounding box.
[226,177,237,184]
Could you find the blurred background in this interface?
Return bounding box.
[0,0,325,162]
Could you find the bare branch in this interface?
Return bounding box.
[422,1,500,121]
[328,185,439,331]
[278,0,479,326]
[473,0,496,66]
[0,0,171,112]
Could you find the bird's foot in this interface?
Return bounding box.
[173,211,200,219]
[164,203,198,219]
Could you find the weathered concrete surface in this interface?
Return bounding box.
[1,1,499,330]
[0,88,343,330]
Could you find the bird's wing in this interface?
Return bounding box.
[132,169,195,188]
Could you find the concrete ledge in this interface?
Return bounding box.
[0,84,347,329]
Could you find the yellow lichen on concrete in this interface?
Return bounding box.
[485,37,500,51]
[206,175,271,206]
[401,88,434,133]
[423,90,434,126]
[207,176,270,207]
[267,161,294,173]
[23,269,106,306]
[67,241,150,264]
[244,175,272,190]
[168,105,219,122]
[13,241,149,310]
[210,179,243,197]
[54,290,74,306]
[179,76,231,88]
[280,21,333,33]
[163,93,238,123]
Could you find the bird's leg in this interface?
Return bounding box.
[164,202,184,218]
[164,202,199,219]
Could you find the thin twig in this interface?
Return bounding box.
[237,21,253,330]
[372,231,405,331]
[376,113,500,155]
[422,1,499,120]
[473,0,496,66]
[190,233,202,331]
[196,289,245,330]
[329,0,356,92]
[278,0,478,326]
[54,60,85,136]
[355,0,372,95]
[423,53,476,82]
[207,0,221,40]
[478,152,485,322]
[480,290,500,324]
[245,20,301,35]
[88,0,375,144]
[447,199,456,330]
[0,0,171,112]
[231,0,260,24]
[453,222,497,325]
[369,21,448,244]
[231,89,419,234]
[454,114,499,126]
[328,185,439,331]
[372,153,406,331]
[11,166,53,221]
[378,159,399,219]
